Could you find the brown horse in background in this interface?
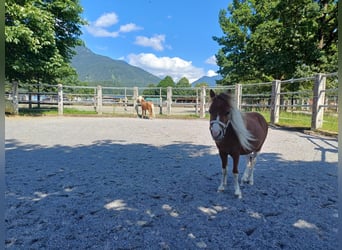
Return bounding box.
[209,90,268,198]
[137,96,155,119]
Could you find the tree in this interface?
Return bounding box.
[157,76,175,88]
[176,77,190,87]
[5,0,85,85]
[213,0,337,85]
[156,76,175,97]
[174,77,192,96]
[142,83,159,97]
[194,82,209,88]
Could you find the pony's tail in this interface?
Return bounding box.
[151,103,155,118]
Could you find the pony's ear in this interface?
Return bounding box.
[210,89,216,99]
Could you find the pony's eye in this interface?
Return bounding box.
[226,111,230,116]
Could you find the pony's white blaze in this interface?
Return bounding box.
[210,116,223,140]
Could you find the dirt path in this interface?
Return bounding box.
[5,117,338,249]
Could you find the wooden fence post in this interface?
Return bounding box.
[12,81,19,115]
[167,86,172,115]
[270,80,281,124]
[58,84,63,116]
[235,84,242,110]
[195,88,199,116]
[159,88,163,115]
[96,85,102,115]
[199,86,206,118]
[133,87,139,116]
[311,73,326,129]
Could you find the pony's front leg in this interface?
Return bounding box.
[218,168,227,192]
[232,154,242,199]
[217,152,228,192]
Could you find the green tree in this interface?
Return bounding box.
[5,0,85,85]
[213,0,337,85]
[194,82,209,88]
[176,77,190,87]
[142,83,159,97]
[174,77,192,96]
[157,76,175,88]
[157,76,175,96]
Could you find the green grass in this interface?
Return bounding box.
[257,110,337,133]
[322,113,338,133]
[18,107,97,116]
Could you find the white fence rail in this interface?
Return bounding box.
[5,72,338,130]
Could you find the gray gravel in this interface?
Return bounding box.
[5,117,338,249]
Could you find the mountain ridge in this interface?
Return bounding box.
[71,46,221,88]
[191,75,221,87]
[71,46,161,87]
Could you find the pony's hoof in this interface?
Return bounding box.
[217,186,225,192]
[241,178,253,186]
[235,193,242,199]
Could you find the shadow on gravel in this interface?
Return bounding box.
[299,133,338,162]
[5,139,338,249]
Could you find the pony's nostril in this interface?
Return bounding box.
[211,129,221,139]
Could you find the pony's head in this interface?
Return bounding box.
[137,96,144,103]
[209,90,233,141]
[209,89,254,150]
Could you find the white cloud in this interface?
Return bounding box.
[86,12,141,38]
[127,53,205,82]
[119,23,142,33]
[206,70,218,77]
[134,34,166,51]
[94,13,118,28]
[86,26,119,38]
[205,55,217,65]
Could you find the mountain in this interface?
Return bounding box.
[71,46,161,87]
[191,75,222,87]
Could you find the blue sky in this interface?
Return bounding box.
[80,0,232,83]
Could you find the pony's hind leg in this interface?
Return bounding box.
[241,152,258,185]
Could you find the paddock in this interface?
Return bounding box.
[5,117,338,249]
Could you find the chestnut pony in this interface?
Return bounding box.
[209,90,268,198]
[137,96,155,119]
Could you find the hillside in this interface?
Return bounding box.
[191,75,222,87]
[71,46,161,87]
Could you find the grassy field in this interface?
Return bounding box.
[18,107,97,116]
[258,110,338,134]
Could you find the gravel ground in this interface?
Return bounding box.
[5,117,338,249]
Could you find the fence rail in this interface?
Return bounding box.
[5,72,338,130]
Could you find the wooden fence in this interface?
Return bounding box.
[6,72,338,130]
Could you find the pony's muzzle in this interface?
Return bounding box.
[210,123,224,141]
